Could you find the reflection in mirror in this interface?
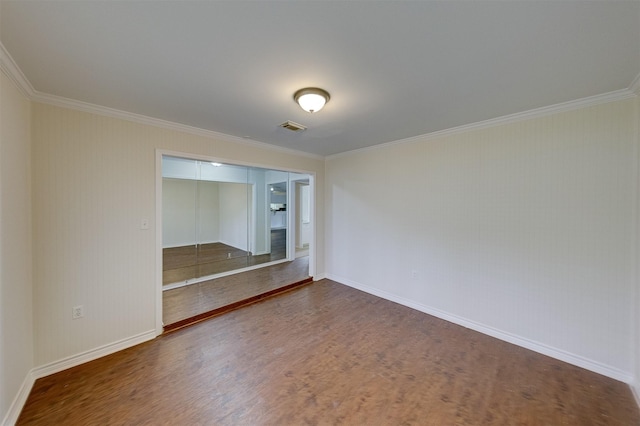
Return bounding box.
[162,156,292,289]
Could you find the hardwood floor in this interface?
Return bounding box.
[163,229,287,286]
[18,280,640,425]
[163,256,310,328]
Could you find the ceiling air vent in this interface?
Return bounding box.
[279,120,307,132]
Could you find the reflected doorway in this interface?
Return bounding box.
[269,181,288,261]
[295,180,311,258]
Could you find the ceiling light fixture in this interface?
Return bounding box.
[294,87,330,113]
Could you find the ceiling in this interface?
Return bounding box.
[1,1,639,157]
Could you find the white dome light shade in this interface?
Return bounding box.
[297,93,326,113]
[294,88,330,113]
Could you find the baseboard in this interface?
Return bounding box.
[2,373,35,426]
[162,241,221,249]
[326,274,633,384]
[32,329,156,379]
[1,330,156,426]
[164,258,291,291]
[632,380,640,410]
[313,272,327,281]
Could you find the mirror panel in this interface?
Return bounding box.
[162,156,290,288]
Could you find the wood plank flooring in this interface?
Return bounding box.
[163,229,287,285]
[163,256,310,328]
[18,280,640,425]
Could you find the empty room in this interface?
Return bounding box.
[1,1,640,424]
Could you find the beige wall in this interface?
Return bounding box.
[326,98,637,381]
[31,102,324,366]
[162,178,224,248]
[635,92,640,402]
[0,70,33,420]
[162,178,200,248]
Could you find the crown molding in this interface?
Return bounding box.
[3,40,638,162]
[0,42,36,98]
[630,71,640,96]
[327,87,638,160]
[0,42,323,161]
[32,91,325,160]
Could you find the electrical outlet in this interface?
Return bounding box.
[72,305,84,319]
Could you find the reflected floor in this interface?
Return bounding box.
[163,256,309,327]
[163,229,286,285]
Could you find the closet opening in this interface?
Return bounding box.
[157,153,315,331]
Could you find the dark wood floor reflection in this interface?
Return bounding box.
[163,229,287,285]
[163,256,309,327]
[19,280,640,425]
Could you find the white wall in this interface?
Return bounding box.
[635,92,640,404]
[30,101,325,368]
[219,182,250,251]
[197,181,221,245]
[162,178,198,247]
[300,184,311,246]
[295,183,312,248]
[249,168,268,255]
[162,179,221,248]
[0,70,33,422]
[326,98,637,381]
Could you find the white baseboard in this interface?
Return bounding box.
[1,330,156,426]
[32,329,156,379]
[632,380,640,410]
[2,374,35,426]
[163,258,290,291]
[313,272,327,281]
[326,273,633,384]
[162,240,222,249]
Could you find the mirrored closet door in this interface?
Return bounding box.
[162,155,294,288]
